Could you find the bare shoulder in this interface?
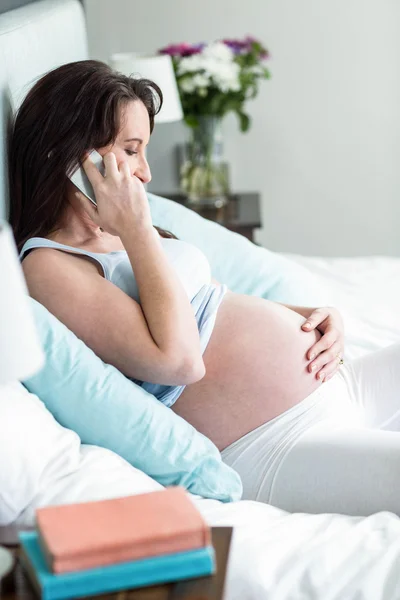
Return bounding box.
[22,246,67,272]
[22,247,97,277]
[22,247,100,300]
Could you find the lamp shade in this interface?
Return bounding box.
[0,221,44,385]
[109,53,183,124]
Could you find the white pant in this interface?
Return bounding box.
[221,343,400,516]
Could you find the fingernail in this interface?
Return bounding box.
[309,353,315,360]
[311,364,317,372]
[303,322,311,328]
[318,372,325,381]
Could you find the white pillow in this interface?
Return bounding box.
[0,381,82,526]
[5,445,163,542]
[0,382,162,542]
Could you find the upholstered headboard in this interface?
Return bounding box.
[0,0,88,219]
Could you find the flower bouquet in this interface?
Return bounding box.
[159,37,271,206]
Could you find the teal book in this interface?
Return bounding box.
[19,531,215,600]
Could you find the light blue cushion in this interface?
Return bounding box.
[23,299,243,503]
[148,193,328,306]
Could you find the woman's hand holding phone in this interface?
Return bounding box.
[75,151,153,237]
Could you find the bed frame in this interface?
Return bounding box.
[0,0,88,220]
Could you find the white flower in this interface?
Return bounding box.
[192,73,211,88]
[210,62,241,92]
[248,65,264,76]
[177,41,241,95]
[220,78,241,93]
[177,55,204,75]
[202,41,234,62]
[180,77,196,93]
[179,72,211,95]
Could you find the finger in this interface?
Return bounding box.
[307,330,338,361]
[302,308,329,331]
[103,152,119,178]
[308,341,342,374]
[315,359,341,383]
[82,153,105,186]
[119,159,131,178]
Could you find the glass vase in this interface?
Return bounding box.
[180,116,230,208]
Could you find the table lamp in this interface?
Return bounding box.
[0,221,44,386]
[109,53,183,124]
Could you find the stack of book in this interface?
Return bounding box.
[19,487,215,600]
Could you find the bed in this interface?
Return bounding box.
[287,254,400,360]
[1,1,400,599]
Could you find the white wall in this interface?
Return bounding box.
[85,0,400,256]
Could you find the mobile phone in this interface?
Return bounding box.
[67,149,105,206]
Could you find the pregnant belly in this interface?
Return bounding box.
[172,291,322,451]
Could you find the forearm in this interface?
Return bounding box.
[120,226,203,367]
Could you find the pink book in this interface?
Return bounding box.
[35,487,211,574]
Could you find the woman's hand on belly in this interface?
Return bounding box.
[301,306,345,383]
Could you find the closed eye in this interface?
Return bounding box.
[125,150,138,156]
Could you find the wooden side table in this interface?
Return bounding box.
[1,527,232,600]
[154,192,262,243]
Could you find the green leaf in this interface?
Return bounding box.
[263,68,272,79]
[236,111,251,132]
[184,115,199,128]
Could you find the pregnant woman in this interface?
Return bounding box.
[10,60,400,516]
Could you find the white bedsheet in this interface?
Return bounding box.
[286,254,400,360]
[195,497,400,600]
[5,443,400,600]
[5,255,400,599]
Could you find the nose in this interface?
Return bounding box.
[134,154,151,184]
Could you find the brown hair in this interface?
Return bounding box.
[8,59,176,252]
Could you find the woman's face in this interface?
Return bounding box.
[97,100,152,184]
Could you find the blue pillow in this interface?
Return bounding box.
[23,299,242,503]
[148,193,328,306]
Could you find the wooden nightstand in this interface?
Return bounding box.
[1,528,232,600]
[154,192,262,243]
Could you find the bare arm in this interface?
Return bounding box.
[120,225,204,375]
[23,244,204,386]
[85,152,205,381]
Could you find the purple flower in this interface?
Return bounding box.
[159,37,269,61]
[159,43,204,57]
[245,36,270,58]
[222,38,248,54]
[222,36,270,59]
